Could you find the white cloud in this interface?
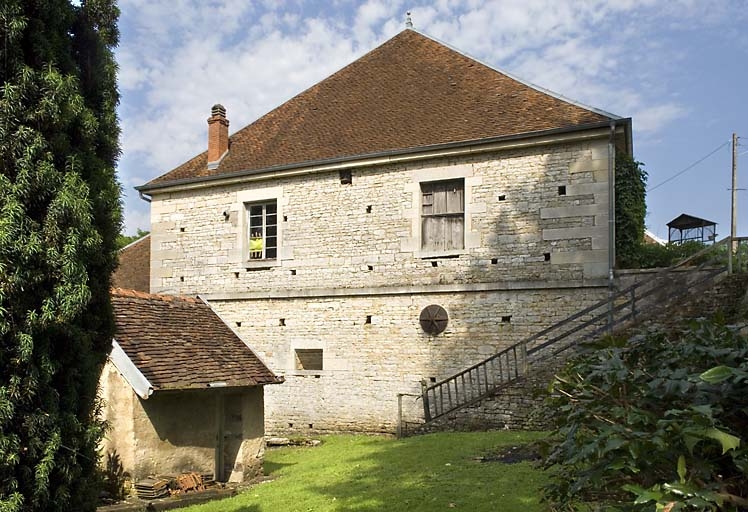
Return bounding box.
[114,0,746,232]
[632,104,687,134]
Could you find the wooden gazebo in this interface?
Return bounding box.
[667,214,717,244]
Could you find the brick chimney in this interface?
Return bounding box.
[207,104,229,169]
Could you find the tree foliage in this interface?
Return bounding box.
[115,228,149,250]
[0,0,121,510]
[543,320,748,511]
[615,150,648,268]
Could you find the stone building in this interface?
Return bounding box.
[100,288,282,481]
[134,28,632,434]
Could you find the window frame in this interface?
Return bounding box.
[420,178,465,253]
[246,200,278,261]
[294,348,323,371]
[235,187,284,269]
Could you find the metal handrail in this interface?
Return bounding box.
[420,236,740,423]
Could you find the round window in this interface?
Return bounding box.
[419,304,449,335]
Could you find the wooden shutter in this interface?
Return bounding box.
[421,180,464,251]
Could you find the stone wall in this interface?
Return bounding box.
[149,139,611,295]
[210,286,607,434]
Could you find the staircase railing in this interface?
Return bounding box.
[421,236,747,423]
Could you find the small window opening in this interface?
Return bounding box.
[367,265,373,271]
[498,194,506,201]
[295,349,323,371]
[366,205,372,213]
[491,258,498,264]
[339,170,352,185]
[236,321,242,327]
[180,227,185,232]
[309,423,314,428]
[544,252,551,262]
[365,315,372,324]
[431,261,438,267]
[288,423,294,428]
[429,377,436,383]
[234,272,240,278]
[283,215,288,222]
[501,315,512,323]
[179,276,184,282]
[558,185,567,196]
[279,318,286,326]
[290,269,296,276]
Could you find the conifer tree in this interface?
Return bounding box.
[0,0,121,510]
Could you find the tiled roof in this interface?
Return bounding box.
[111,288,281,391]
[112,235,150,293]
[142,29,618,189]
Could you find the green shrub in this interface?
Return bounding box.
[543,320,748,511]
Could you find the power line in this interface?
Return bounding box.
[647,140,731,192]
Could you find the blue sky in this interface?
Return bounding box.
[116,0,748,241]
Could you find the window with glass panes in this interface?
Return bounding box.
[247,201,277,260]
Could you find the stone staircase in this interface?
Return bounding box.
[406,237,748,434]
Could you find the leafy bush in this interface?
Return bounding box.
[543,320,748,511]
[633,241,707,269]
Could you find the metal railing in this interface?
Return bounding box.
[420,236,747,423]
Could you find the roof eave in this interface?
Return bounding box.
[138,120,627,193]
[109,339,154,400]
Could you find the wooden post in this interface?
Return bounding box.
[421,380,431,422]
[730,133,738,274]
[215,393,225,482]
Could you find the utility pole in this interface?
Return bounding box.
[729,133,738,274]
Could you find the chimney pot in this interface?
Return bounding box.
[207,104,229,169]
[211,103,226,118]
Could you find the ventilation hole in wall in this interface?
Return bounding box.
[279,318,286,326]
[339,170,352,185]
[544,252,551,262]
[367,265,373,271]
[365,315,372,324]
[558,185,567,196]
[491,258,498,264]
[366,205,372,213]
[290,269,297,276]
[309,423,314,428]
[179,276,184,282]
[429,377,436,383]
[283,215,288,222]
[315,375,321,379]
[288,423,294,428]
[501,315,512,323]
[498,194,506,201]
[431,261,438,268]
[180,227,185,232]
[236,321,242,327]
[234,272,240,278]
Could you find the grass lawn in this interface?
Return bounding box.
[180,431,547,512]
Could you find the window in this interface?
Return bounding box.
[247,201,277,260]
[421,179,464,252]
[295,349,323,371]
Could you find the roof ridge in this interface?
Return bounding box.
[409,28,623,121]
[111,287,201,303]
